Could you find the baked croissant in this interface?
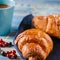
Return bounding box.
[15,29,53,60]
[32,14,60,39]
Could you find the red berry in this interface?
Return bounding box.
[2,42,6,47]
[7,51,12,54]
[0,39,3,42]
[9,51,12,54]
[7,54,11,58]
[6,51,10,54]
[5,42,9,47]
[2,44,5,47]
[11,54,17,59]
[0,42,3,47]
[12,54,17,58]
[0,39,5,47]
[12,50,16,54]
[11,54,14,58]
[14,54,17,58]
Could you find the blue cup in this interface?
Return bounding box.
[0,0,15,36]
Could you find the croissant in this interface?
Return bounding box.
[32,14,60,39]
[15,29,53,60]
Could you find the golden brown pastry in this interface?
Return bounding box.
[15,29,53,60]
[32,14,60,39]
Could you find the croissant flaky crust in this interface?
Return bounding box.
[32,14,60,39]
[15,29,53,60]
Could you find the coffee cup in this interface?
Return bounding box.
[0,0,15,36]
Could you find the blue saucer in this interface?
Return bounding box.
[13,14,60,60]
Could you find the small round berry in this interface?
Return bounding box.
[14,54,17,58]
[11,54,17,59]
[12,50,16,54]
[0,39,3,42]
[0,42,3,47]
[6,51,10,54]
[5,42,9,47]
[7,54,11,58]
[7,51,12,55]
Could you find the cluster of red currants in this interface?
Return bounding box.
[0,39,13,47]
[0,49,17,59]
[0,38,17,59]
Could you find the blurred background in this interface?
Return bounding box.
[12,0,60,32]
